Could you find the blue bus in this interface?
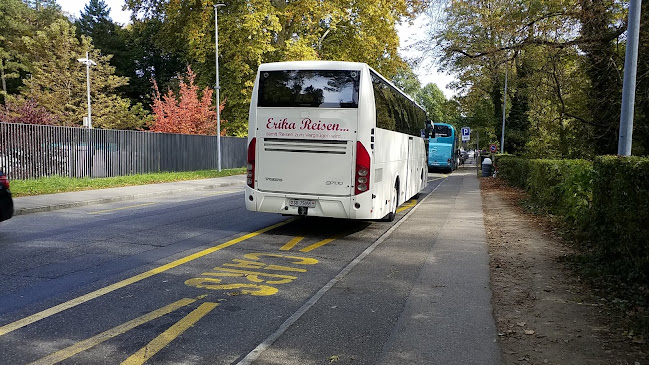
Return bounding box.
[427,123,459,173]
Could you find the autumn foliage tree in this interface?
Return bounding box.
[149,66,225,135]
[0,97,57,125]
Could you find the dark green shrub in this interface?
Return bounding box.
[526,159,593,230]
[494,155,649,335]
[591,156,649,282]
[494,155,531,189]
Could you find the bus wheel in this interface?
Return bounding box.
[382,184,398,222]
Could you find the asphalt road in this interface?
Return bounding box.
[0,164,499,364]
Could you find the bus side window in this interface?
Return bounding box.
[373,77,393,131]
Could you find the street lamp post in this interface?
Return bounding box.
[215,3,225,171]
[77,52,96,129]
[618,0,642,156]
[501,66,507,154]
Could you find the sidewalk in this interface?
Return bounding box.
[377,163,501,364]
[12,174,247,216]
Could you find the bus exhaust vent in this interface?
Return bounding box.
[263,138,348,154]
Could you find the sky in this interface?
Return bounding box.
[57,0,456,98]
[58,0,131,24]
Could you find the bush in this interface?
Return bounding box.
[526,159,593,230]
[591,156,649,282]
[495,156,593,230]
[494,155,649,335]
[494,155,531,189]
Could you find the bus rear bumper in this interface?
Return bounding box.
[245,187,376,219]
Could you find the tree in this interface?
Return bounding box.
[501,59,531,155]
[124,0,427,136]
[149,66,224,135]
[14,19,147,129]
[416,83,447,123]
[430,0,637,157]
[75,0,131,93]
[0,0,65,104]
[578,0,627,155]
[634,1,649,155]
[118,19,186,108]
[392,65,422,99]
[0,97,57,125]
[0,0,30,104]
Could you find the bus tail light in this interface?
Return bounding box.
[355,141,370,195]
[247,138,256,188]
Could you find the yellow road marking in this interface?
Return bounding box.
[280,236,304,251]
[287,197,418,253]
[121,302,219,365]
[88,203,156,215]
[300,237,337,253]
[28,298,197,365]
[397,199,417,213]
[0,219,294,337]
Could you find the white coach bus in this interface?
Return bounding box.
[245,61,428,221]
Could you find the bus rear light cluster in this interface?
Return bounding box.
[354,141,370,195]
[247,138,257,188]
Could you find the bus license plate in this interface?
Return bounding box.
[289,199,316,208]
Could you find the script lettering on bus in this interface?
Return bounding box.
[300,118,349,132]
[266,118,296,130]
[266,117,349,133]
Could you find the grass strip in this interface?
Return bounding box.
[11,168,246,197]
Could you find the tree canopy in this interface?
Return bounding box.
[3,17,148,129]
[124,0,426,135]
[429,0,647,157]
[1,0,647,158]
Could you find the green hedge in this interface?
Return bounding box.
[591,156,649,281]
[495,156,593,227]
[527,159,593,228]
[494,155,532,189]
[494,154,649,284]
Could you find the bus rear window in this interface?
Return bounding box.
[434,125,452,137]
[258,70,359,108]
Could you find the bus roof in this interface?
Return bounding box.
[258,61,368,71]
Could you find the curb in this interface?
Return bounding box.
[13,180,245,216]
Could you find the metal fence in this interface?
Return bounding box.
[0,122,247,180]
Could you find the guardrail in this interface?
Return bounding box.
[0,122,246,180]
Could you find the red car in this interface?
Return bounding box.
[0,170,13,222]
